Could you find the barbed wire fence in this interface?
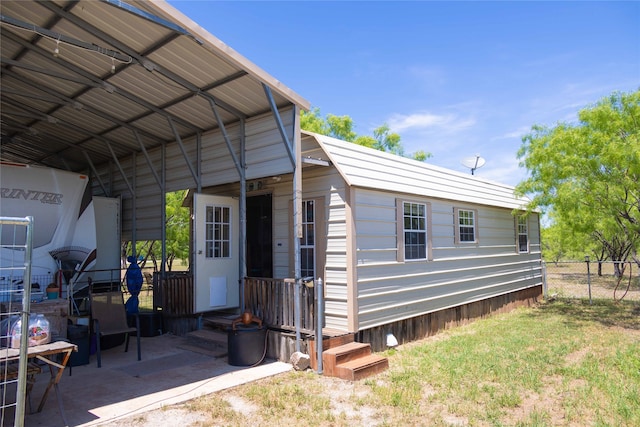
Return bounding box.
[542,259,640,303]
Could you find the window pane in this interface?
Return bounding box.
[206,206,231,258]
[307,224,314,245]
[205,206,214,258]
[458,210,475,242]
[403,202,428,260]
[518,216,528,253]
[300,200,316,278]
[460,226,474,242]
[519,235,528,252]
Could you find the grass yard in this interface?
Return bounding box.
[171,298,640,427]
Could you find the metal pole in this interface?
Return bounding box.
[292,112,302,353]
[294,279,301,353]
[15,216,34,427]
[585,256,592,305]
[316,277,324,374]
[239,119,247,312]
[542,261,547,299]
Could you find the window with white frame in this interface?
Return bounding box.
[403,201,427,260]
[517,216,529,253]
[456,208,477,243]
[206,205,230,258]
[300,200,315,278]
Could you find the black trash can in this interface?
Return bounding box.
[227,325,267,366]
[67,324,90,367]
[128,311,162,337]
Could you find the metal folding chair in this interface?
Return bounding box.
[89,291,141,368]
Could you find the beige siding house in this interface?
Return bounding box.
[265,131,542,348]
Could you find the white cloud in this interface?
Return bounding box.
[406,65,447,90]
[497,125,532,140]
[387,111,476,133]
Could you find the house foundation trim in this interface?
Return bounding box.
[357,285,543,352]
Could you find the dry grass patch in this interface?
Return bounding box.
[108,298,639,427]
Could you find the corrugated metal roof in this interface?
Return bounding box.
[304,131,531,210]
[1,0,310,173]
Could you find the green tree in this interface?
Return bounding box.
[300,107,329,135]
[122,190,190,272]
[541,212,601,264]
[516,90,640,267]
[301,107,356,141]
[165,190,190,271]
[326,114,357,142]
[540,221,568,265]
[301,107,431,160]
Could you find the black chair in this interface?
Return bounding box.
[90,291,141,368]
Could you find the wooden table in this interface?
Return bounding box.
[1,299,69,339]
[1,340,77,425]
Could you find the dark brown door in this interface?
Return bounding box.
[246,194,272,278]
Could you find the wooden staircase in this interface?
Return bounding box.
[192,316,388,380]
[310,333,388,380]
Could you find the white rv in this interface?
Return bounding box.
[0,163,120,301]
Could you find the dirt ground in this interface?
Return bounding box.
[101,263,640,426]
[102,324,640,427]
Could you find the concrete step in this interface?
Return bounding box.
[182,328,228,357]
[335,354,389,381]
[202,315,235,331]
[322,341,372,377]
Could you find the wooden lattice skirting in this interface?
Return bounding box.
[357,285,543,352]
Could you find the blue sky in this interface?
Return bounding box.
[169,1,639,186]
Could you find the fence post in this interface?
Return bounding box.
[542,261,547,299]
[315,277,324,375]
[585,255,592,305]
[294,278,301,353]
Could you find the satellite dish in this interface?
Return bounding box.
[461,155,486,175]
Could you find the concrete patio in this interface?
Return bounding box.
[4,332,291,427]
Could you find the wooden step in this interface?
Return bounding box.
[335,354,389,381]
[322,341,372,377]
[308,332,355,371]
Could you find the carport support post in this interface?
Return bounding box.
[239,119,247,312]
[293,112,303,353]
[263,91,302,352]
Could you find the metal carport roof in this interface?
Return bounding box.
[0,0,310,173]
[1,1,314,346]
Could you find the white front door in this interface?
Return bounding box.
[194,193,239,313]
